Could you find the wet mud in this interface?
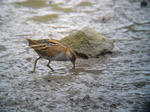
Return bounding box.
[0,0,150,112]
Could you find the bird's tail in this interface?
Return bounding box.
[26,38,36,46]
[26,38,32,45]
[26,38,48,50]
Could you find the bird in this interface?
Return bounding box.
[26,38,77,72]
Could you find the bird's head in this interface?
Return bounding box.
[66,48,77,69]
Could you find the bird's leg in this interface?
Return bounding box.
[47,60,54,71]
[72,61,75,69]
[33,57,41,72]
[69,61,76,72]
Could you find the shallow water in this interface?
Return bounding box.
[0,0,150,112]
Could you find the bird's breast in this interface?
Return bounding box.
[51,51,69,61]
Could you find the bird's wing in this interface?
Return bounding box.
[30,42,66,58]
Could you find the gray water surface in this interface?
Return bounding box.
[0,0,150,112]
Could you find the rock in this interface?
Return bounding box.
[0,45,6,51]
[141,0,148,7]
[60,28,114,58]
[5,100,18,106]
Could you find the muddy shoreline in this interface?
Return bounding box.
[0,0,150,112]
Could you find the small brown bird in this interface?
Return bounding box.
[26,38,77,72]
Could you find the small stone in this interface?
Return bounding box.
[5,100,18,106]
[60,27,114,58]
[141,0,148,7]
[0,45,6,51]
